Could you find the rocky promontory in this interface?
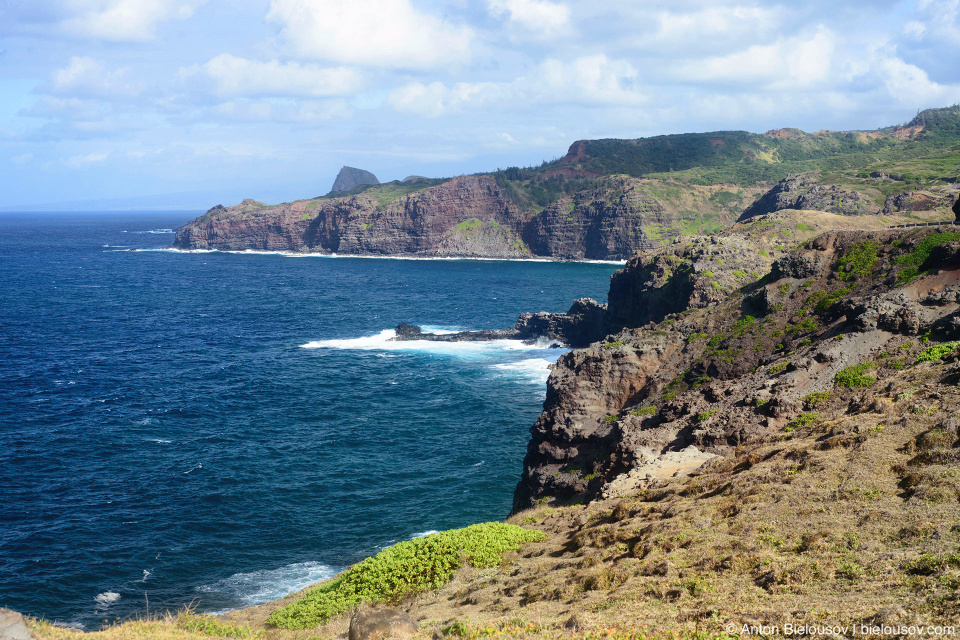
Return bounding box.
[513,221,960,510]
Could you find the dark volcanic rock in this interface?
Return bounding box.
[739,174,875,221]
[513,298,610,348]
[513,226,960,511]
[332,166,380,193]
[173,175,670,260]
[606,236,772,331]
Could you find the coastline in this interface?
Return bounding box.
[154,246,628,265]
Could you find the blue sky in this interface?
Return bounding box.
[2,0,959,209]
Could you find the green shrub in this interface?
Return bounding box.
[903,553,960,575]
[602,340,624,350]
[267,523,544,629]
[769,362,788,375]
[687,332,709,341]
[602,414,619,424]
[914,340,960,364]
[786,412,821,431]
[895,231,960,267]
[834,362,876,388]
[816,286,852,311]
[731,315,756,336]
[801,391,832,406]
[787,317,819,336]
[696,410,718,423]
[837,241,880,281]
[630,406,657,416]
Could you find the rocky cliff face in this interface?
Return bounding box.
[175,177,536,258]
[514,223,960,510]
[173,176,684,260]
[738,174,877,221]
[172,176,753,260]
[331,166,379,193]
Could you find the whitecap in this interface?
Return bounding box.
[94,592,120,608]
[196,561,339,611]
[301,329,561,361]
[492,358,555,384]
[412,530,440,538]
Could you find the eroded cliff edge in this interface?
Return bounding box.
[513,213,960,511]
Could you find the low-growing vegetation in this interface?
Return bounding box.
[266,524,544,629]
[834,362,876,388]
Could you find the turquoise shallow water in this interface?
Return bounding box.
[0,212,619,628]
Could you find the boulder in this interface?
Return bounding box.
[349,609,418,640]
[0,609,33,640]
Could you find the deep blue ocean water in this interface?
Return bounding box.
[0,212,619,629]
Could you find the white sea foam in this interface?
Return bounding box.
[492,358,555,384]
[131,229,175,234]
[412,530,440,538]
[162,247,625,264]
[197,561,339,610]
[94,592,120,608]
[300,329,561,363]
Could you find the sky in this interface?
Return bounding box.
[2,0,960,210]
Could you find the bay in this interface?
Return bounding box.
[0,212,619,628]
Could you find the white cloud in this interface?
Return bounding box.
[182,54,364,98]
[265,0,473,70]
[387,54,644,116]
[59,0,206,42]
[878,56,951,105]
[488,0,570,38]
[45,56,142,99]
[532,54,645,105]
[654,5,780,43]
[64,152,109,168]
[680,28,837,89]
[387,81,502,117]
[12,153,34,165]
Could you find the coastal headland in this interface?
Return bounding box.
[20,107,960,639]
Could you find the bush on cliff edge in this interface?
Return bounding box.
[267,523,544,630]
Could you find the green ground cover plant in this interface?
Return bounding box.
[914,341,960,364]
[834,363,876,388]
[267,523,544,629]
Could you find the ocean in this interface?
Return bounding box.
[0,211,620,628]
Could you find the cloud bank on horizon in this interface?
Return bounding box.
[1,0,959,208]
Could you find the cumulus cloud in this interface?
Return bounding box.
[387,54,644,116]
[679,28,837,88]
[532,54,645,105]
[182,54,364,98]
[59,0,206,41]
[488,0,571,38]
[387,81,503,117]
[43,56,142,99]
[877,56,953,105]
[653,5,780,46]
[265,0,473,70]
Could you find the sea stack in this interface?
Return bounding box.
[331,166,379,193]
